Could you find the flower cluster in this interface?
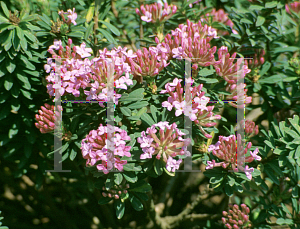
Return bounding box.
[136,2,177,23]
[244,48,265,69]
[81,124,131,174]
[206,134,261,179]
[45,39,92,97]
[58,8,77,25]
[156,19,218,66]
[35,103,62,134]
[225,83,252,109]
[161,78,221,138]
[222,204,252,229]
[137,122,191,172]
[45,39,133,106]
[101,184,130,200]
[214,46,251,84]
[240,120,259,138]
[128,47,169,83]
[201,8,236,36]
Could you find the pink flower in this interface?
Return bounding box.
[136,2,177,23]
[222,204,252,228]
[214,46,251,84]
[244,165,254,180]
[137,122,191,173]
[35,103,62,134]
[74,42,93,58]
[58,8,77,25]
[128,47,169,83]
[81,124,131,174]
[67,8,77,25]
[161,77,220,138]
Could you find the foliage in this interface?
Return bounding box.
[0,0,300,228]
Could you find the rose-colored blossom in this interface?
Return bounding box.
[160,77,221,138]
[244,48,265,69]
[81,124,131,174]
[136,2,177,23]
[225,83,252,108]
[239,120,259,138]
[214,46,251,84]
[58,8,77,25]
[137,122,191,173]
[128,47,169,83]
[155,19,219,67]
[206,134,261,179]
[222,204,252,228]
[35,103,62,134]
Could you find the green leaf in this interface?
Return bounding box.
[68,31,84,38]
[120,107,131,116]
[224,184,233,196]
[264,140,275,149]
[154,159,163,176]
[127,101,148,109]
[276,218,293,225]
[6,59,16,73]
[99,20,120,36]
[97,28,117,44]
[249,5,264,11]
[114,199,125,219]
[150,105,158,123]
[130,182,151,193]
[84,22,94,40]
[17,73,31,90]
[259,61,271,77]
[114,173,123,185]
[11,98,20,111]
[265,1,278,8]
[141,113,155,126]
[198,68,215,77]
[256,16,265,27]
[4,78,13,91]
[264,166,280,185]
[0,1,10,18]
[123,171,138,183]
[130,195,143,211]
[98,197,111,205]
[70,148,77,161]
[20,89,32,100]
[199,78,218,84]
[240,18,253,24]
[274,46,300,54]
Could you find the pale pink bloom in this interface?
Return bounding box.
[244,165,254,180]
[138,122,191,173]
[249,148,261,161]
[81,124,131,173]
[74,42,93,58]
[67,8,77,25]
[141,11,152,22]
